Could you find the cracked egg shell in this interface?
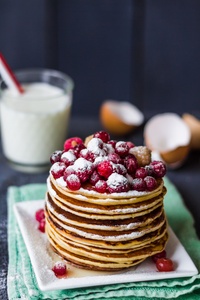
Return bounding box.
[182,113,200,150]
[144,113,191,168]
[100,100,144,136]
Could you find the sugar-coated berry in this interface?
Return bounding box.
[93,131,110,143]
[145,165,155,176]
[35,209,45,222]
[72,158,94,183]
[73,143,86,157]
[115,142,129,158]
[50,150,62,164]
[124,157,139,174]
[38,219,45,233]
[60,151,76,167]
[135,167,148,179]
[51,162,66,179]
[89,170,102,185]
[107,140,117,148]
[131,178,146,191]
[76,169,90,183]
[144,176,157,191]
[97,161,113,179]
[150,161,166,178]
[152,250,167,263]
[95,180,107,193]
[115,164,127,176]
[64,137,83,151]
[52,261,67,276]
[66,174,81,190]
[63,166,76,181]
[156,258,174,272]
[107,153,123,165]
[79,149,95,162]
[107,173,129,193]
[126,141,135,149]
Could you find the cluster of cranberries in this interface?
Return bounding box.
[35,208,45,233]
[50,131,167,194]
[152,250,174,272]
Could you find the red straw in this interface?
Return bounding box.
[0,51,24,94]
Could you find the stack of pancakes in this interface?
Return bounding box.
[45,174,168,271]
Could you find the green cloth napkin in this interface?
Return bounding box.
[7,178,200,300]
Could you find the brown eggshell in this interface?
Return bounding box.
[144,113,191,167]
[160,145,190,165]
[100,101,144,136]
[182,113,200,149]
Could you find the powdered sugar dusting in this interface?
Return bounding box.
[47,177,57,197]
[87,138,106,157]
[50,162,64,173]
[107,173,128,189]
[56,176,67,187]
[61,151,76,162]
[73,158,93,172]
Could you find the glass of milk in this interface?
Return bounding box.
[0,69,74,172]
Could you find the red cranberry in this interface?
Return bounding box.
[89,170,102,185]
[79,149,95,162]
[73,143,86,157]
[60,151,76,167]
[126,141,135,149]
[107,140,117,148]
[52,261,67,276]
[66,174,81,190]
[63,166,76,181]
[107,174,129,193]
[150,161,167,178]
[73,158,93,182]
[124,157,139,174]
[124,153,137,162]
[115,164,127,176]
[38,219,45,233]
[145,165,155,176]
[35,209,45,222]
[131,178,146,191]
[152,250,167,263]
[156,258,174,272]
[144,176,157,191]
[107,153,123,165]
[51,162,66,179]
[97,161,113,179]
[105,144,115,156]
[95,180,107,193]
[64,137,83,151]
[93,131,110,143]
[115,142,129,158]
[50,150,62,164]
[135,167,148,179]
[76,169,90,183]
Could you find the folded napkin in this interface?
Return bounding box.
[7,178,200,300]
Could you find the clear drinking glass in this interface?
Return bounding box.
[0,69,74,172]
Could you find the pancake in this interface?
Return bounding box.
[47,176,166,218]
[45,222,168,271]
[46,192,164,231]
[45,132,169,271]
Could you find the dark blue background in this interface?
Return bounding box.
[1,0,200,117]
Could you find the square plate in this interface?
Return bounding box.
[14,199,198,292]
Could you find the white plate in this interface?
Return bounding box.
[14,200,198,292]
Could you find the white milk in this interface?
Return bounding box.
[0,83,72,168]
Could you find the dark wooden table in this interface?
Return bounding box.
[1,116,200,300]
